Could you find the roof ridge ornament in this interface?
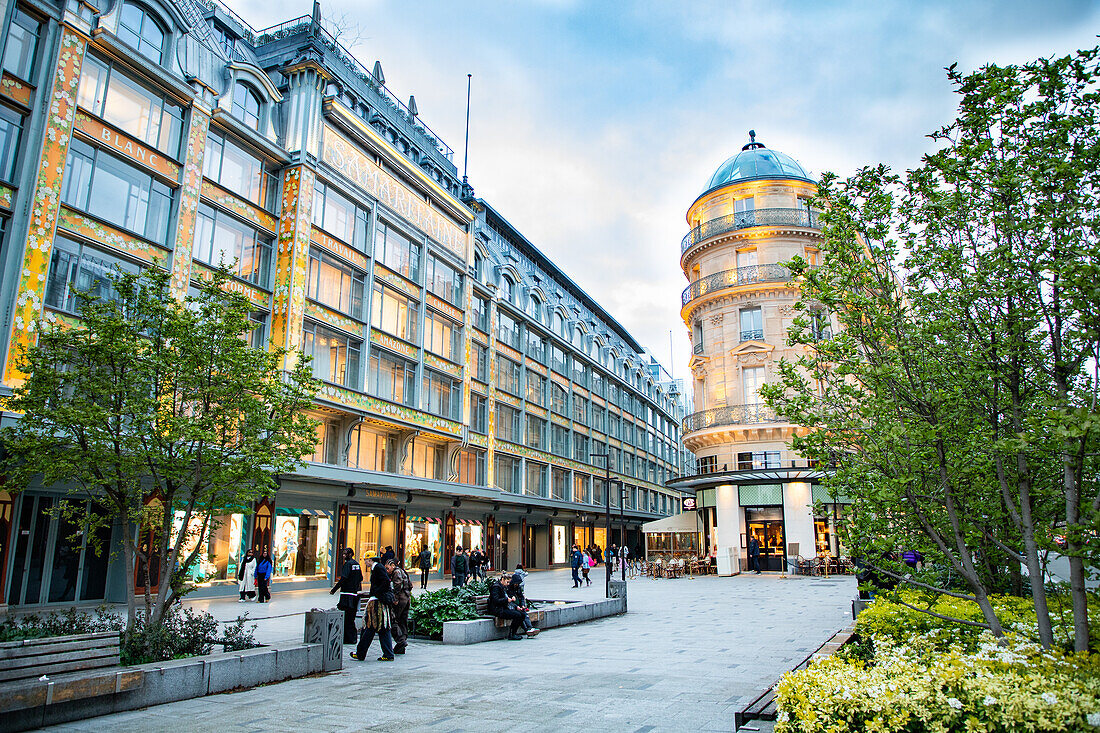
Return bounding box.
[742,129,766,151]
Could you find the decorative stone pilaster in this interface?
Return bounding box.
[167,105,211,300]
[4,27,87,386]
[270,165,315,366]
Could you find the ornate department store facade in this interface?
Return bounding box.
[0,0,687,606]
[669,136,849,574]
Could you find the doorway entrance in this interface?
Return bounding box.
[8,495,112,606]
[744,507,786,572]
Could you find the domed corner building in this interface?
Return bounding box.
[667,132,848,576]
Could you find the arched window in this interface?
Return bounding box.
[501,275,515,303]
[572,327,583,348]
[527,295,542,322]
[118,3,166,64]
[473,252,483,282]
[232,82,261,131]
[552,311,565,338]
[588,339,598,359]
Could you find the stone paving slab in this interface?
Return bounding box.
[42,569,854,732]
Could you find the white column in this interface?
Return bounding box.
[783,481,817,565]
[715,484,742,575]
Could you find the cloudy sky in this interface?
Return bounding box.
[233,0,1099,381]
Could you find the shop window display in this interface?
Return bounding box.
[170,511,247,586]
[455,520,484,561]
[349,513,381,561]
[552,524,567,564]
[404,517,442,572]
[273,509,331,578]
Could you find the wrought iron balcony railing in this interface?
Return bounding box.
[681,264,792,307]
[681,207,821,253]
[740,328,764,341]
[682,403,783,433]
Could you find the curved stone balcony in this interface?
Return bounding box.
[681,207,821,254]
[681,264,792,307]
[682,403,784,433]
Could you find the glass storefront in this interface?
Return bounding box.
[552,524,567,564]
[349,512,381,561]
[404,517,442,572]
[455,520,484,555]
[645,531,701,558]
[273,508,331,579]
[171,511,247,586]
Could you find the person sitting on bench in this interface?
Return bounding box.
[488,573,537,639]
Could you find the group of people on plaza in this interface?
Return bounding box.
[568,543,633,587]
[235,547,274,603]
[329,547,414,661]
[448,546,489,586]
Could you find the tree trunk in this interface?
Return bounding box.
[121,520,137,632]
[1064,446,1090,652]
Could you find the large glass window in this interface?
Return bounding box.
[572,396,588,424]
[370,282,418,343]
[458,448,486,486]
[424,310,462,363]
[203,131,274,210]
[550,381,568,416]
[496,311,520,350]
[302,320,361,388]
[472,341,489,382]
[470,393,487,434]
[78,55,183,157]
[472,295,489,332]
[494,454,520,493]
[62,139,173,244]
[367,349,417,406]
[231,82,261,131]
[740,307,763,341]
[525,370,546,406]
[526,329,546,363]
[193,204,273,287]
[425,252,462,305]
[551,468,568,501]
[2,8,41,81]
[573,433,589,463]
[551,345,569,374]
[411,440,443,479]
[0,106,22,183]
[494,404,520,443]
[44,236,139,313]
[374,220,420,280]
[348,425,392,471]
[272,508,331,579]
[742,366,765,404]
[573,473,590,504]
[307,248,365,317]
[312,180,368,246]
[422,370,461,420]
[525,415,546,450]
[117,3,167,65]
[525,461,547,497]
[551,424,570,457]
[495,357,520,396]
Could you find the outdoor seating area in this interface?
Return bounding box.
[640,555,717,579]
[790,555,855,577]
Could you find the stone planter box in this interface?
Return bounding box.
[441,596,626,645]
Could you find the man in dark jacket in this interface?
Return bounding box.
[417,547,432,589]
[381,546,396,564]
[488,574,534,640]
[748,536,762,574]
[387,560,413,654]
[329,548,363,643]
[569,545,583,588]
[351,557,396,661]
[451,546,468,587]
[470,548,484,580]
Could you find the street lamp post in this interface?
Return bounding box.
[620,484,626,582]
[590,445,612,598]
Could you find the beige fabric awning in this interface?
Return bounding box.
[642,511,701,534]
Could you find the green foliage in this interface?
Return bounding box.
[1,267,321,630]
[0,606,258,666]
[408,581,495,639]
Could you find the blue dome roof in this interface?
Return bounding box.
[702,137,812,195]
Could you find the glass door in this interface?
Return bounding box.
[746,519,787,572]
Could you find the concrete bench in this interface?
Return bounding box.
[472,595,543,627]
[0,632,143,715]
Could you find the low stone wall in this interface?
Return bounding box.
[442,596,626,645]
[3,639,334,732]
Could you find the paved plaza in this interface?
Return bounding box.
[44,569,854,732]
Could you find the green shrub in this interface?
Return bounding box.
[0,606,258,665]
[409,587,481,639]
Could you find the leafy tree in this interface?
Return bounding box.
[764,49,1100,651]
[2,268,320,630]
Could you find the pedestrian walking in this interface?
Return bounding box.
[570,545,583,588]
[462,548,472,584]
[330,548,363,644]
[470,547,484,580]
[748,535,762,574]
[451,546,468,587]
[237,548,257,602]
[350,557,397,662]
[387,560,413,654]
[621,544,631,576]
[254,549,273,603]
[417,546,432,589]
[581,549,592,586]
[381,546,396,564]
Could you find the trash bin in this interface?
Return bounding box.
[304,609,343,671]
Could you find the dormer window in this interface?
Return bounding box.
[232,82,261,131]
[118,3,166,65]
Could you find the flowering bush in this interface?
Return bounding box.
[776,637,1100,732]
[776,595,1100,732]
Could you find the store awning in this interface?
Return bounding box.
[642,512,701,534]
